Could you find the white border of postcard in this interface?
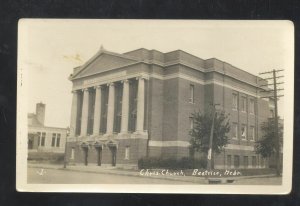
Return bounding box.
[16,19,294,194]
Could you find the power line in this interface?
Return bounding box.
[259,69,284,176]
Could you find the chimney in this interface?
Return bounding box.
[36,102,45,125]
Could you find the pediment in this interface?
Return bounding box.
[73,52,138,79]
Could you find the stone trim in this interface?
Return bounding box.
[225,144,255,151]
[148,140,190,147]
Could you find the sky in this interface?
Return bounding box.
[19,20,293,128]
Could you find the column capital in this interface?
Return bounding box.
[107,82,115,87]
[121,79,129,84]
[136,75,148,80]
[94,85,102,89]
[82,88,89,92]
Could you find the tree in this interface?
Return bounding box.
[189,109,231,168]
[255,118,283,158]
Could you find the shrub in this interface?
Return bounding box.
[28,152,65,164]
[138,157,207,169]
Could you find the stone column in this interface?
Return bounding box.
[93,85,102,135]
[70,90,78,137]
[106,83,115,134]
[121,79,129,133]
[136,77,145,133]
[80,88,89,136]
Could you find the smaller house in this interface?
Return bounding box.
[28,102,67,153]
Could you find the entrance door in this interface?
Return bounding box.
[110,146,117,166]
[97,147,102,166]
[83,147,88,166]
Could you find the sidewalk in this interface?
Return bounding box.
[28,163,277,184]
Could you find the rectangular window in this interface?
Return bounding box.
[244,156,249,168]
[249,99,255,114]
[252,156,257,168]
[232,123,238,139]
[189,117,194,130]
[241,96,247,112]
[227,155,232,168]
[189,84,194,103]
[56,134,61,147]
[37,132,41,146]
[51,133,56,147]
[249,126,255,141]
[234,155,240,168]
[125,146,130,160]
[241,124,247,140]
[232,93,238,110]
[41,132,46,146]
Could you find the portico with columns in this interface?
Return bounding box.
[67,61,149,167]
[70,76,148,137]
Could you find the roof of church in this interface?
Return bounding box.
[69,48,267,88]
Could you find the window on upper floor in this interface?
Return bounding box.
[241,125,247,140]
[249,99,255,114]
[189,84,194,103]
[232,93,238,110]
[249,126,255,141]
[241,96,247,112]
[232,123,238,139]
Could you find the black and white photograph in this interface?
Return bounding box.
[16,19,294,193]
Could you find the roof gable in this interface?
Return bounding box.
[72,52,138,79]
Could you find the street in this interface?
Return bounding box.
[232,176,282,185]
[27,168,196,184]
[27,167,282,185]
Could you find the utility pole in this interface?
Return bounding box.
[64,127,72,169]
[259,69,284,176]
[207,103,219,170]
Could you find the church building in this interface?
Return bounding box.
[65,47,273,169]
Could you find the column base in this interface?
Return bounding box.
[133,130,148,135]
[103,133,114,138]
[68,159,76,166]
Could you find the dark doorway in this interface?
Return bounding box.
[83,147,88,166]
[96,147,102,166]
[109,146,117,166]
